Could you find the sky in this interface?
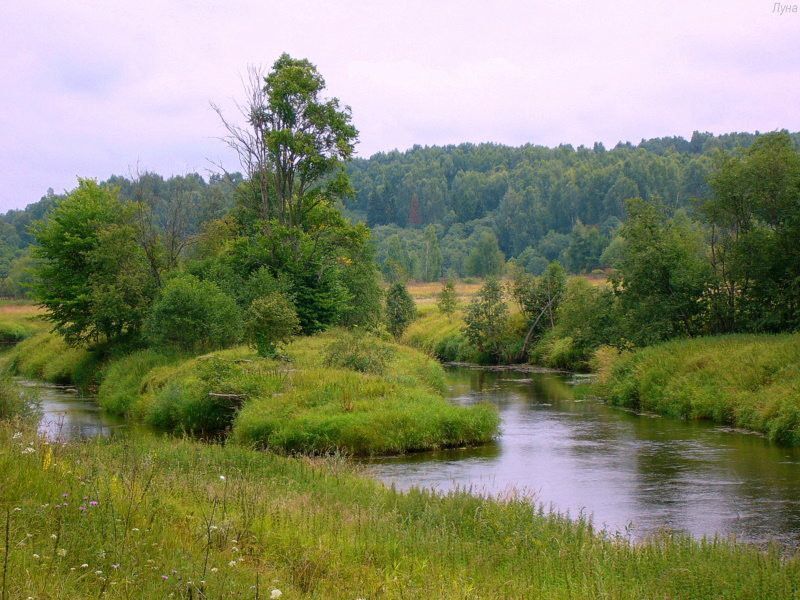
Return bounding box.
[1,0,799,211]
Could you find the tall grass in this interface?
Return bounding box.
[596,334,800,444]
[5,330,496,456]
[2,332,101,389]
[0,422,797,598]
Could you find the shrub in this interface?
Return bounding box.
[324,330,395,374]
[244,292,300,357]
[145,274,242,352]
[386,282,416,338]
[437,279,458,317]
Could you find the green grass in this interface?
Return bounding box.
[4,330,498,456]
[595,334,800,444]
[1,422,798,599]
[403,309,478,362]
[2,332,101,389]
[0,304,47,346]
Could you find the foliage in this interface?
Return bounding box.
[532,279,620,370]
[463,278,510,362]
[145,274,242,352]
[31,179,157,345]
[597,333,800,445]
[612,199,711,346]
[512,261,567,358]
[244,292,300,357]
[702,132,800,332]
[437,279,458,317]
[323,329,395,374]
[385,282,416,338]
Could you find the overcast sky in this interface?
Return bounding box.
[1,0,799,211]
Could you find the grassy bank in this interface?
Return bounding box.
[2,423,799,599]
[595,334,800,444]
[0,302,47,346]
[3,330,499,456]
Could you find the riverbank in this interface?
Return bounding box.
[594,334,800,445]
[2,420,798,598]
[2,329,499,456]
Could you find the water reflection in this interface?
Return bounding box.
[364,368,800,546]
[25,380,125,442]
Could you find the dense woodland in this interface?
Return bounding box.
[3,130,799,295]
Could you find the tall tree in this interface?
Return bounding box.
[215,54,358,227]
[32,180,156,345]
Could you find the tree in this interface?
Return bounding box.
[385,282,416,338]
[32,179,157,345]
[612,199,711,345]
[145,274,242,352]
[245,292,300,357]
[437,279,458,317]
[214,55,358,227]
[466,230,505,277]
[702,132,800,332]
[511,261,567,358]
[420,224,443,281]
[463,277,509,362]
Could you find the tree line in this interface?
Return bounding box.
[347,131,800,281]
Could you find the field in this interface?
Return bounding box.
[0,301,46,346]
[2,420,798,599]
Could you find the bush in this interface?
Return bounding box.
[244,292,300,357]
[145,274,242,352]
[386,282,416,338]
[324,330,395,374]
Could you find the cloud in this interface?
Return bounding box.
[1,0,799,210]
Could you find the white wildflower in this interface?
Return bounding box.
[270,589,282,599]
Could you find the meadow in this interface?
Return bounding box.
[2,419,799,599]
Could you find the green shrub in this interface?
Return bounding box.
[324,330,395,374]
[145,274,242,352]
[386,282,416,338]
[244,292,300,357]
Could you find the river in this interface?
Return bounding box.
[31,368,800,547]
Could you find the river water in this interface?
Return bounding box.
[31,369,800,546]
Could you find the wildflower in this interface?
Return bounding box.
[162,575,169,581]
[32,553,40,559]
[57,548,67,557]
[219,475,226,481]
[62,493,68,498]
[270,589,282,599]
[13,507,21,512]
[210,567,218,573]
[111,563,120,569]
[228,560,237,567]
[89,500,99,507]
[81,563,89,568]
[22,447,35,454]
[50,534,57,540]
[131,528,140,532]
[12,432,21,439]
[95,570,103,575]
